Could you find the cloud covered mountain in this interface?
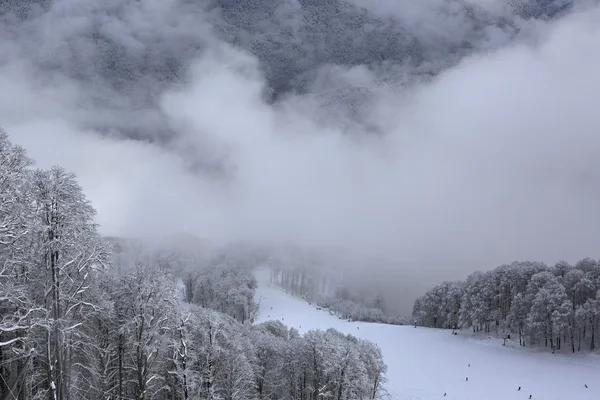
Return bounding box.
[0,0,576,142]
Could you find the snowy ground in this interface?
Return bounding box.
[254,269,600,400]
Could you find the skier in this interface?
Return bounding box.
[518,387,521,391]
[466,377,468,382]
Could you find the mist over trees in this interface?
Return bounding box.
[265,251,405,325]
[0,0,575,143]
[4,1,600,302]
[184,257,259,323]
[0,129,387,399]
[2,1,600,396]
[413,260,600,352]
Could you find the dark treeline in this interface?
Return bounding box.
[0,129,387,400]
[413,260,600,352]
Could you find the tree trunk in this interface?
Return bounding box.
[119,334,123,400]
[0,345,7,399]
[370,376,380,400]
[47,333,57,400]
[181,357,188,400]
[337,367,344,400]
[518,324,523,346]
[570,328,575,353]
[50,245,65,400]
[591,316,596,351]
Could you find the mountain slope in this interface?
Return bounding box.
[254,268,600,400]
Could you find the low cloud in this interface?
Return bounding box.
[2,0,600,311]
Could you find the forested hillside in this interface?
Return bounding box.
[413,260,600,352]
[0,129,387,400]
[266,250,405,325]
[0,0,576,144]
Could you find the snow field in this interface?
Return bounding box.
[254,269,600,400]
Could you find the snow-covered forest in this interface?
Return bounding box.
[265,251,404,325]
[413,260,600,352]
[0,129,387,400]
[4,0,600,399]
[255,268,600,400]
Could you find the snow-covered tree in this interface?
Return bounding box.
[0,129,389,400]
[28,166,111,399]
[415,259,600,352]
[114,263,178,399]
[188,260,258,324]
[0,128,36,399]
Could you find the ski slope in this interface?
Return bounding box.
[254,269,600,400]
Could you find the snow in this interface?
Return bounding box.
[254,269,600,400]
